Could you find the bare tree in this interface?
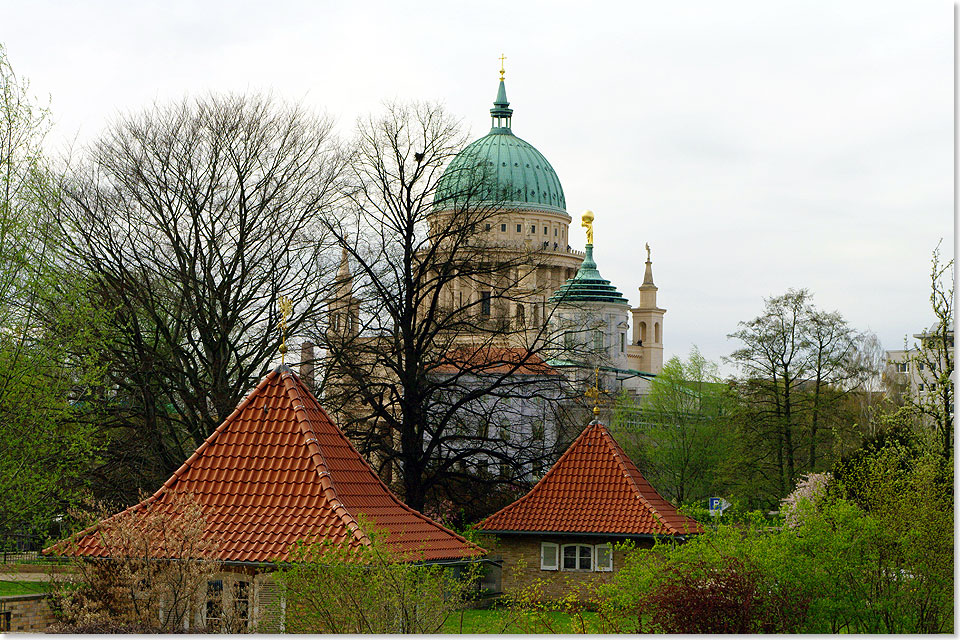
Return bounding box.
[313,102,572,515]
[55,93,344,502]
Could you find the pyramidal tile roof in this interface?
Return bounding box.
[478,421,702,537]
[50,366,481,563]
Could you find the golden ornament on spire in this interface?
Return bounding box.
[278,295,293,364]
[499,53,507,81]
[584,366,602,416]
[581,210,595,245]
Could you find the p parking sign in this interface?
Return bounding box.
[708,497,729,516]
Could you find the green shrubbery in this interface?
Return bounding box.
[274,521,482,634]
[596,427,953,634]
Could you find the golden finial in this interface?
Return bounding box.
[584,367,602,416]
[278,295,293,364]
[499,53,507,81]
[581,210,595,245]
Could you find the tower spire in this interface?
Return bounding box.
[642,243,655,286]
[490,56,513,132]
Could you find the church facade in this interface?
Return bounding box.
[430,73,667,398]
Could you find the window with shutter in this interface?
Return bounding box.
[540,542,559,570]
[595,543,613,571]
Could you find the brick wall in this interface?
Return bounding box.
[0,594,56,633]
[480,533,653,602]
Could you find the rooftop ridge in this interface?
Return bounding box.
[477,421,596,531]
[279,368,369,546]
[50,368,282,552]
[598,426,676,534]
[278,368,478,557]
[478,421,702,536]
[49,366,484,562]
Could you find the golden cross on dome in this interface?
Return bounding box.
[584,366,603,416]
[499,53,507,81]
[278,295,293,364]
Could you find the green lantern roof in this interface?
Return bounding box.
[435,80,566,213]
[548,245,630,306]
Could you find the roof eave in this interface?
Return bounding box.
[478,529,695,541]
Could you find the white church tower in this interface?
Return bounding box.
[626,244,665,374]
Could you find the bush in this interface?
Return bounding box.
[50,492,221,632]
[639,556,807,633]
[274,521,482,634]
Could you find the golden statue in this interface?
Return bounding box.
[581,210,594,245]
[584,366,603,416]
[278,295,293,364]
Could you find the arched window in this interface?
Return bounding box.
[655,322,661,343]
[639,321,647,344]
[516,303,525,327]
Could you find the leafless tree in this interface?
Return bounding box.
[312,102,575,516]
[55,93,344,502]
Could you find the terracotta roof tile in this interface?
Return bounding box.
[49,366,482,563]
[478,421,702,537]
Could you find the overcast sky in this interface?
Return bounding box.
[3,1,954,371]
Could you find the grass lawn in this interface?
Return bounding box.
[441,608,602,634]
[0,580,49,596]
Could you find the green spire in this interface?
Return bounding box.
[548,244,630,306]
[490,80,513,132]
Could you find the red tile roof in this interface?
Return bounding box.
[49,366,482,563]
[431,347,560,376]
[478,421,702,536]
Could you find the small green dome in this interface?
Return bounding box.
[435,80,566,213]
[548,245,630,306]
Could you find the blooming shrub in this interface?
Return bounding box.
[780,472,832,528]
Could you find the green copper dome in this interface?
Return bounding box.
[548,245,630,306]
[435,80,566,213]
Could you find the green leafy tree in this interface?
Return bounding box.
[727,289,874,505]
[613,347,732,504]
[0,44,104,537]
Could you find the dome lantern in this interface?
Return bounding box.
[490,80,513,133]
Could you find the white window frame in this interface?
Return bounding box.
[595,543,613,572]
[540,542,559,571]
[561,544,593,571]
